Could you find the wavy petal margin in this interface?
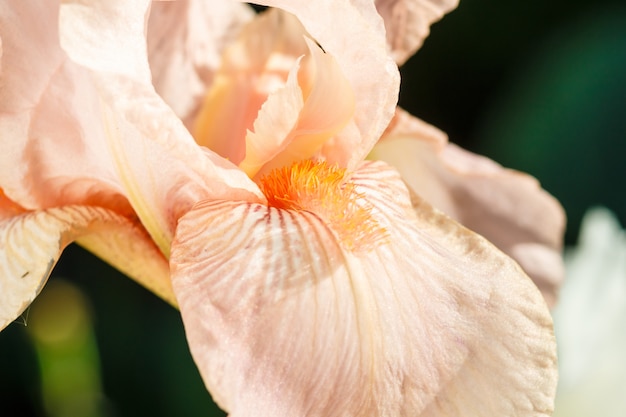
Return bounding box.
[147,0,254,126]
[171,161,556,416]
[375,0,459,65]
[0,196,172,331]
[254,0,400,169]
[57,0,263,255]
[372,109,566,306]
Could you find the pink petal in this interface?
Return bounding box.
[0,196,172,330]
[372,109,566,306]
[240,38,355,178]
[375,0,459,65]
[255,1,400,169]
[171,161,556,416]
[1,2,262,257]
[0,2,122,211]
[147,0,254,126]
[191,8,311,165]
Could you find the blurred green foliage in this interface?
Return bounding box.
[400,0,626,242]
[2,1,625,415]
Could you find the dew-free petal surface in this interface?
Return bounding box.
[0,200,171,331]
[58,0,263,254]
[147,0,255,126]
[372,110,566,306]
[240,39,355,178]
[172,161,556,416]
[255,0,400,168]
[375,0,459,65]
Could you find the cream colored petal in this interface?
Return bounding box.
[375,0,459,65]
[171,161,556,416]
[0,201,171,331]
[255,1,400,168]
[372,110,566,306]
[147,0,254,126]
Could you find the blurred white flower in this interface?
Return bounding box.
[553,207,626,417]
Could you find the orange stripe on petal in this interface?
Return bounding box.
[259,160,387,251]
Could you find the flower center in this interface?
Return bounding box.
[259,160,387,251]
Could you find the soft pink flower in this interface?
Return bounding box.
[1,1,560,416]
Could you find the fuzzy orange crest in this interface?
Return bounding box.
[259,160,387,251]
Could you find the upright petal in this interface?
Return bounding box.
[254,0,400,168]
[192,8,311,164]
[375,0,459,65]
[171,161,556,416]
[239,39,355,178]
[0,2,122,211]
[0,196,172,331]
[372,109,566,306]
[59,1,262,256]
[147,0,254,126]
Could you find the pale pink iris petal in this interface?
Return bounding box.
[171,161,556,416]
[0,2,123,211]
[255,0,400,169]
[147,0,255,126]
[372,110,566,306]
[192,8,310,164]
[240,39,355,178]
[0,196,172,330]
[375,0,459,65]
[56,0,263,255]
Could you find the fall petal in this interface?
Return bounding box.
[147,0,254,126]
[375,0,459,65]
[171,161,556,416]
[254,0,400,168]
[372,110,566,306]
[0,199,171,330]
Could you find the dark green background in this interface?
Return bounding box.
[2,1,625,416]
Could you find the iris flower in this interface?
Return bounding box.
[553,208,626,417]
[1,1,562,416]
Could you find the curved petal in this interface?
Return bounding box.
[375,0,459,65]
[171,161,556,416]
[255,0,400,169]
[1,1,263,258]
[239,39,355,178]
[192,8,311,164]
[0,197,172,331]
[0,2,124,211]
[372,109,566,306]
[147,0,254,126]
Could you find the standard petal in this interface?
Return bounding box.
[171,161,556,416]
[239,38,355,178]
[0,2,123,211]
[372,109,566,306]
[254,0,400,169]
[147,0,254,126]
[1,2,263,258]
[192,8,311,164]
[375,0,459,65]
[0,199,172,331]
